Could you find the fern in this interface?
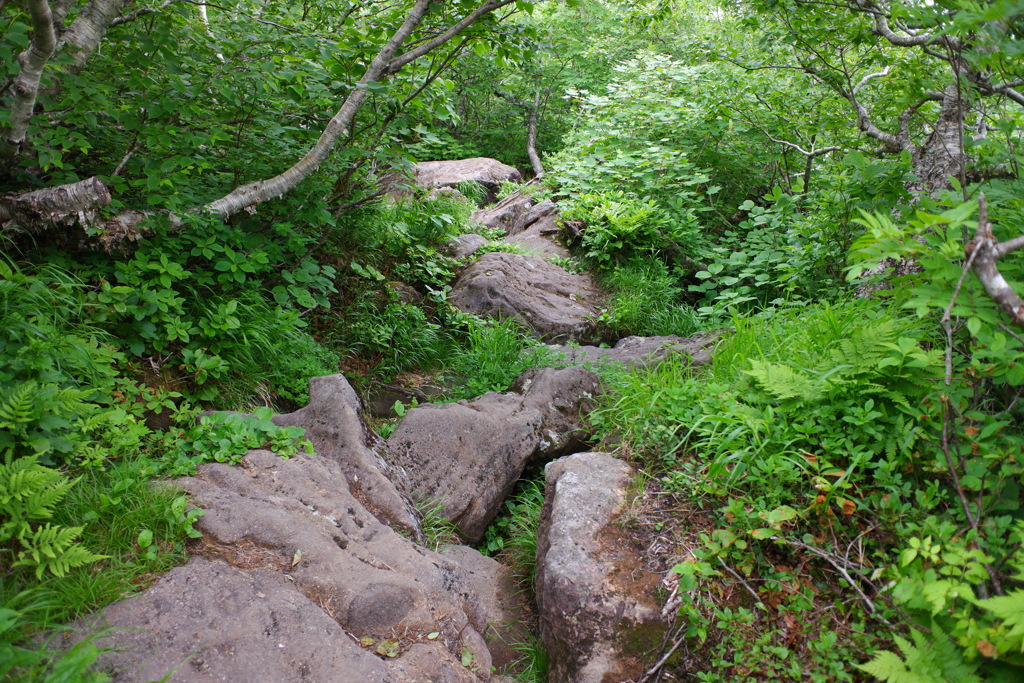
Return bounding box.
[13,524,107,579]
[0,455,104,578]
[0,382,37,429]
[858,628,981,683]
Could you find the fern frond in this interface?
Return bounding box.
[0,383,38,428]
[12,523,107,579]
[745,360,819,401]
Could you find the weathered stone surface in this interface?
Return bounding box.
[411,158,521,206]
[268,374,421,536]
[547,330,722,369]
[79,557,486,683]
[470,191,534,231]
[385,366,600,543]
[536,452,668,683]
[76,444,526,681]
[449,252,604,343]
[504,200,568,258]
[442,233,490,260]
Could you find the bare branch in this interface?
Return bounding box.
[1,0,57,159]
[853,66,889,94]
[205,0,434,218]
[970,194,1024,326]
[385,0,517,73]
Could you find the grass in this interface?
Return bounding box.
[442,319,563,401]
[600,260,703,337]
[0,455,193,631]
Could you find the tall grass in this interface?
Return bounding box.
[601,260,702,337]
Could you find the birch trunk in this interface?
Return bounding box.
[1,0,57,159]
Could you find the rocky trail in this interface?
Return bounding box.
[73,160,719,682]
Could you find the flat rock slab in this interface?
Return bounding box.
[449,252,604,343]
[77,557,480,683]
[76,446,524,681]
[546,330,722,369]
[412,158,521,206]
[385,366,600,543]
[536,453,668,683]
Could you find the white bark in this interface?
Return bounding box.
[58,0,128,72]
[205,0,434,218]
[971,195,1024,327]
[1,0,57,158]
[206,0,517,219]
[0,176,110,234]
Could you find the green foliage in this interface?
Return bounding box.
[0,456,105,580]
[159,407,313,477]
[416,498,461,552]
[0,594,111,683]
[859,627,981,683]
[443,319,560,401]
[600,260,702,337]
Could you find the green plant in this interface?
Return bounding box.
[443,320,559,401]
[160,407,312,476]
[0,456,106,580]
[480,479,544,583]
[600,259,702,337]
[416,498,460,551]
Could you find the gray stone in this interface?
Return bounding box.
[546,330,722,369]
[74,443,529,681]
[449,252,604,343]
[441,233,490,260]
[505,203,567,258]
[470,192,534,231]
[385,366,600,543]
[536,452,668,683]
[412,158,522,206]
[269,374,421,536]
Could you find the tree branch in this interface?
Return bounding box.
[969,194,1024,327]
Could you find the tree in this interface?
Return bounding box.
[0,0,520,247]
[732,0,1024,196]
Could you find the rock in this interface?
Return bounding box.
[385,366,601,543]
[76,557,484,683]
[261,375,421,536]
[536,453,668,683]
[449,252,604,343]
[76,446,525,681]
[471,192,535,232]
[546,330,722,369]
[411,158,522,206]
[441,233,490,260]
[505,200,568,258]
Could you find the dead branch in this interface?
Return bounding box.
[969,194,1024,326]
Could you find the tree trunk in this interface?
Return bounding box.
[913,84,969,195]
[526,90,544,177]
[1,0,57,159]
[58,0,128,73]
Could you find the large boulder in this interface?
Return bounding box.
[536,452,669,683]
[268,374,421,536]
[411,158,521,206]
[441,233,490,260]
[547,330,722,369]
[385,366,601,543]
[449,252,604,343]
[77,447,525,681]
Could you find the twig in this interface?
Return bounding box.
[717,557,763,611]
[772,537,891,625]
[637,624,687,683]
